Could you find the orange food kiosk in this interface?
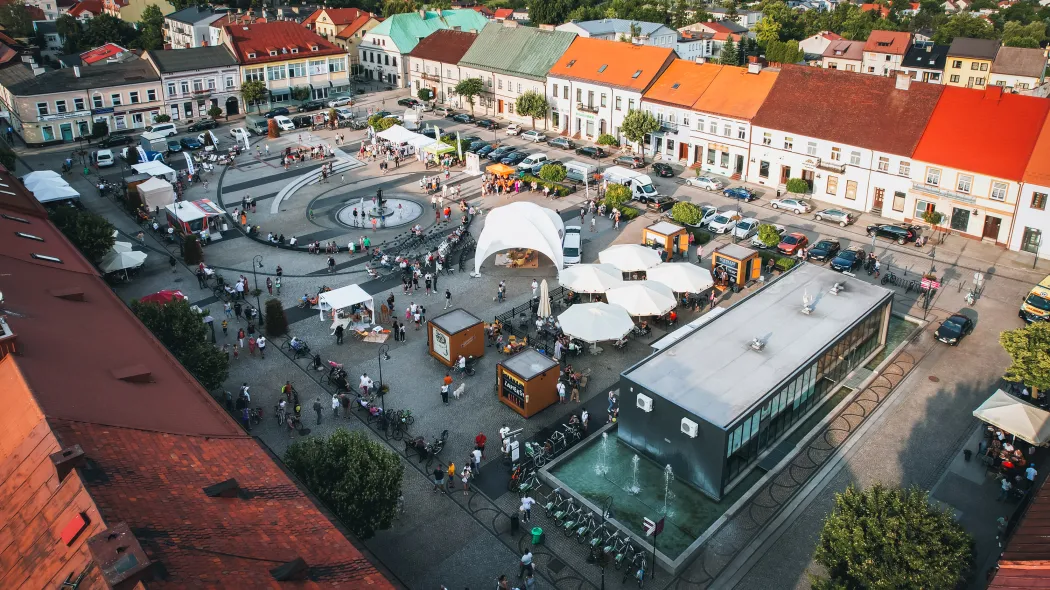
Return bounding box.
[642,221,690,260]
[711,243,762,288]
[427,308,485,367]
[497,348,559,418]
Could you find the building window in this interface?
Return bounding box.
[956,174,972,193]
[168,82,176,97]
[226,76,234,89]
[289,62,305,78]
[892,191,906,212]
[576,88,582,102]
[914,199,933,218]
[806,141,816,156]
[36,102,48,117]
[950,75,960,83]
[629,99,635,110]
[683,116,689,126]
[952,60,962,68]
[41,125,54,141]
[826,175,838,195]
[849,151,861,166]
[723,124,731,137]
[762,132,771,145]
[707,148,716,165]
[498,79,502,90]
[615,96,621,110]
[830,147,841,161]
[708,121,716,134]
[517,83,522,93]
[193,79,203,92]
[562,86,568,99]
[552,83,557,97]
[111,93,122,106]
[146,89,156,102]
[601,94,606,107]
[926,167,940,186]
[73,98,84,111]
[92,94,103,109]
[991,181,1008,201]
[899,161,910,177]
[181,80,190,93]
[980,63,988,71]
[976,77,985,86]
[759,160,769,178]
[55,100,67,113]
[267,66,286,81]
[971,62,979,70]
[737,127,745,140]
[129,91,140,104]
[1032,192,1048,211]
[206,78,215,90]
[877,156,889,172]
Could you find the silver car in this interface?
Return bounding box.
[521,130,546,142]
[814,208,854,227]
[686,176,724,191]
[769,197,812,214]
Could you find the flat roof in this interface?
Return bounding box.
[716,243,757,260]
[623,264,892,428]
[646,221,685,236]
[430,308,482,334]
[501,347,558,380]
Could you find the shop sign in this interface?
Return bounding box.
[92,107,114,115]
[39,110,90,122]
[501,371,525,408]
[431,328,451,361]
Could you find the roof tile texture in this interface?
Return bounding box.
[224,21,346,66]
[548,36,675,91]
[863,30,912,55]
[459,22,575,81]
[642,60,720,108]
[408,28,477,64]
[692,65,779,120]
[1024,116,1050,186]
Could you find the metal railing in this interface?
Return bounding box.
[910,182,977,204]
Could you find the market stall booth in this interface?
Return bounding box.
[711,243,761,289]
[474,202,565,276]
[974,389,1050,445]
[486,163,516,178]
[642,221,690,260]
[164,199,227,243]
[428,308,485,367]
[22,171,80,204]
[132,161,177,182]
[497,348,560,418]
[319,284,382,340]
[135,176,176,210]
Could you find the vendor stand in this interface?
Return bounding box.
[497,348,560,418]
[164,199,227,243]
[710,243,761,289]
[486,163,516,178]
[318,284,378,338]
[642,221,690,261]
[423,141,456,169]
[427,308,485,367]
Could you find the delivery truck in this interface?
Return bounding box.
[602,165,659,201]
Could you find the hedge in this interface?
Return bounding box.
[520,173,573,198]
[619,206,642,220]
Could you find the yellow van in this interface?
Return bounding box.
[1020,275,1050,323]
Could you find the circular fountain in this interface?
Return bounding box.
[335,197,424,229]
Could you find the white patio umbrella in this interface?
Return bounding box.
[606,280,677,316]
[560,263,624,294]
[647,263,714,293]
[538,279,551,319]
[112,241,134,252]
[598,244,662,273]
[99,250,147,274]
[557,302,634,343]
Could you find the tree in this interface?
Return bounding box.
[920,210,945,241]
[0,2,34,37]
[267,118,280,139]
[48,207,115,263]
[56,14,83,53]
[454,78,484,116]
[726,0,739,19]
[126,148,140,165]
[130,298,229,391]
[136,4,165,50]
[1001,322,1050,395]
[538,163,566,184]
[604,184,631,211]
[530,0,571,25]
[370,116,398,132]
[182,233,203,265]
[240,80,267,113]
[932,13,995,44]
[756,224,782,247]
[328,108,338,129]
[755,15,783,45]
[382,0,416,17]
[264,298,288,337]
[417,88,433,103]
[290,86,311,101]
[813,484,973,590]
[596,134,619,146]
[91,121,108,138]
[284,429,404,539]
[154,114,171,123]
[620,109,659,152]
[782,40,804,64]
[719,39,739,65]
[82,14,138,49]
[1002,21,1046,48]
[515,90,549,130]
[0,147,14,170]
[207,105,223,120]
[786,178,810,193]
[202,131,214,149]
[670,201,701,225]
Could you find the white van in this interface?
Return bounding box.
[145,122,177,137]
[273,115,295,131]
[563,225,582,265]
[95,149,115,167]
[518,152,549,171]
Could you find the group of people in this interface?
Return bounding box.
[481,174,522,197]
[282,143,333,168]
[980,426,1040,501]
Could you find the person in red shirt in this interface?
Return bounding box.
[475,432,487,459]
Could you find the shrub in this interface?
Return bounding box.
[267,118,280,138]
[417,88,433,102]
[785,178,809,194]
[755,223,782,248]
[539,163,566,184]
[207,105,223,119]
[604,184,631,210]
[596,133,619,146]
[692,229,713,245]
[670,201,701,225]
[618,206,641,220]
[264,298,288,337]
[775,257,797,271]
[521,173,572,197]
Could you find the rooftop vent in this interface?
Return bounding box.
[750,337,765,351]
[801,289,814,315]
[111,364,153,383]
[270,557,309,581]
[598,64,607,73]
[50,444,86,482]
[829,282,845,295]
[49,287,85,301]
[87,522,154,590]
[203,478,242,498]
[60,512,90,546]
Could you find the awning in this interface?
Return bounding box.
[318,284,374,319]
[557,302,634,344]
[423,141,455,155]
[973,390,1050,446]
[486,163,516,177]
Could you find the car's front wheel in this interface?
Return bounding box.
[794,209,802,214]
[815,215,823,221]
[839,221,847,227]
[897,237,906,245]
[771,203,779,209]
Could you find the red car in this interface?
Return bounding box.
[777,233,809,255]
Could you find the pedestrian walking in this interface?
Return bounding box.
[608,391,617,412]
[531,279,538,297]
[248,336,257,356]
[520,495,535,523]
[432,466,445,493]
[581,408,590,433]
[313,397,323,425]
[446,461,456,491]
[557,381,566,403]
[256,335,266,358]
[335,324,344,344]
[331,394,340,417]
[234,302,243,320]
[360,373,373,396]
[169,255,177,273]
[221,319,229,337]
[237,328,245,349]
[461,464,472,494]
[590,216,596,232]
[472,447,482,474]
[475,432,487,459]
[266,277,273,294]
[274,276,281,294]
[414,309,422,329]
[444,288,452,309]
[440,383,450,404]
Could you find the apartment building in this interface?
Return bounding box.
[407,29,477,106]
[1010,116,1050,257]
[302,7,380,65]
[143,46,241,120]
[989,46,1048,92]
[861,30,912,76]
[945,37,1000,88]
[821,39,864,72]
[900,41,948,84]
[555,18,677,47]
[165,7,225,49]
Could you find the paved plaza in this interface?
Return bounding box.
[15,91,1050,589]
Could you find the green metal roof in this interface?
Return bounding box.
[369,10,488,54]
[458,23,576,81]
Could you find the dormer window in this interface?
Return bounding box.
[269,50,278,56]
[310,45,319,51]
[247,52,256,58]
[290,48,298,53]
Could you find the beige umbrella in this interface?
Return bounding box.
[598,244,662,273]
[560,263,624,294]
[100,250,147,273]
[973,389,1050,445]
[606,280,676,316]
[112,241,134,252]
[538,279,551,318]
[558,302,634,343]
[647,263,714,293]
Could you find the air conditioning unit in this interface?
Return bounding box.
[681,418,698,438]
[636,393,653,413]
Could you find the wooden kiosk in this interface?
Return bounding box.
[711,243,762,289]
[642,221,690,260]
[497,348,559,418]
[427,308,485,367]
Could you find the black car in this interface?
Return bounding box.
[421,127,438,139]
[935,313,974,345]
[575,146,607,159]
[475,119,498,130]
[397,98,420,107]
[467,140,488,153]
[96,134,134,148]
[806,239,841,262]
[830,247,865,272]
[501,152,529,166]
[476,145,496,158]
[291,115,313,128]
[297,100,324,112]
[187,119,218,132]
[264,107,290,118]
[180,137,203,150]
[644,196,676,212]
[487,145,517,161]
[651,162,675,178]
[452,113,474,124]
[866,223,918,245]
[460,135,479,145]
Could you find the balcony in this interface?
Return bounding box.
[421,72,440,82]
[659,120,678,132]
[815,158,845,174]
[577,102,599,114]
[910,182,976,204]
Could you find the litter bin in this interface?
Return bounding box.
[511,513,520,534]
[964,449,972,462]
[531,527,544,545]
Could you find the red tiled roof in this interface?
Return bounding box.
[336,14,374,40]
[702,20,736,34]
[643,60,721,108]
[863,30,912,55]
[711,32,744,42]
[407,28,476,63]
[751,64,945,156]
[912,86,1050,181]
[0,42,17,66]
[302,8,321,26]
[989,480,1050,589]
[67,0,102,17]
[493,8,513,18]
[472,5,494,16]
[317,7,371,26]
[821,31,844,41]
[79,43,126,64]
[822,39,864,61]
[224,21,345,65]
[1024,115,1050,186]
[549,37,675,91]
[0,30,19,46]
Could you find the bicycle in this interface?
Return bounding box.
[273,404,286,428]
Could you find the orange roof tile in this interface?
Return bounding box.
[67,0,102,17]
[1023,116,1050,186]
[643,60,720,108]
[302,8,321,25]
[913,86,1050,181]
[692,64,780,120]
[336,14,374,40]
[224,21,345,66]
[548,37,675,92]
[493,8,513,18]
[319,7,372,25]
[863,30,912,55]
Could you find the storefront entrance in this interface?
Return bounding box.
[60,123,73,141]
[779,165,791,185]
[1022,227,1042,254]
[872,188,884,214]
[983,215,1002,241]
[734,154,744,175]
[225,96,239,116]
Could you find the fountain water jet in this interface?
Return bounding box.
[594,432,610,476]
[660,463,676,518]
[624,454,641,495]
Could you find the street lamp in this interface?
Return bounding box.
[594,496,613,590]
[251,254,264,323]
[377,343,391,408]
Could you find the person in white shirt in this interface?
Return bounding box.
[240,383,250,402]
[359,373,373,395]
[519,496,536,523]
[531,279,538,296]
[557,381,566,403]
[256,335,266,358]
[1027,464,1038,487]
[471,448,482,473]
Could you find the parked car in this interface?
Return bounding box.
[652,162,674,177]
[696,205,719,228]
[548,137,575,150]
[476,145,497,158]
[273,115,295,131]
[527,161,563,176]
[166,139,182,153]
[438,107,455,118]
[297,100,324,112]
[645,196,676,212]
[750,223,786,249]
[96,134,134,148]
[723,186,758,202]
[733,217,760,240]
[935,313,974,345]
[467,140,488,153]
[769,197,811,214]
[866,223,918,244]
[397,97,419,107]
[686,176,724,191]
[291,115,313,128]
[476,119,499,130]
[806,239,841,262]
[708,211,741,234]
[459,135,480,145]
[229,127,249,139]
[95,148,115,167]
[830,246,865,272]
[501,152,529,166]
[372,110,391,119]
[187,119,218,132]
[506,123,522,136]
[452,113,474,124]
[264,107,290,118]
[488,145,517,161]
[615,154,644,169]
[814,208,854,227]
[575,146,607,159]
[777,232,809,255]
[180,136,203,150]
[521,130,546,143]
[327,96,352,108]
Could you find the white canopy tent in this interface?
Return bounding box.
[136,176,175,209]
[606,281,677,316]
[318,284,374,320]
[973,389,1050,446]
[377,124,423,145]
[647,263,714,293]
[29,178,80,203]
[22,170,63,192]
[474,202,565,276]
[132,161,177,182]
[560,264,624,294]
[558,302,634,343]
[599,244,662,273]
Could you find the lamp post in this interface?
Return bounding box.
[252,254,264,323]
[377,343,391,408]
[597,496,613,590]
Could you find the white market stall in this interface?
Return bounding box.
[164,199,226,242]
[474,202,565,276]
[132,161,177,182]
[376,124,420,145]
[973,389,1050,446]
[318,284,376,336]
[22,170,63,191]
[136,176,176,209]
[24,176,80,203]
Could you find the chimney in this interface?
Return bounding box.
[747,60,762,74]
[87,523,155,590]
[418,8,426,18]
[202,478,242,498]
[50,444,86,482]
[73,66,81,77]
[32,66,44,76]
[895,70,911,91]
